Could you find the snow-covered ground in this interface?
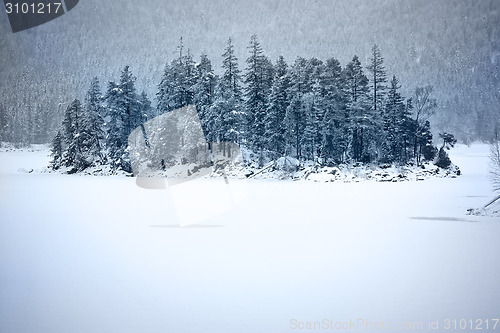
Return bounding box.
[0,144,498,333]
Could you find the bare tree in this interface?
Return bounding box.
[414,85,437,124]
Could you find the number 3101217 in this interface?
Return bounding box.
[5,2,62,14]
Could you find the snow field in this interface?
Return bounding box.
[0,144,498,333]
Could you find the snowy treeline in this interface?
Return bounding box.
[2,0,499,146]
[52,36,452,173]
[51,70,155,173]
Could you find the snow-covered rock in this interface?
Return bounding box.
[275,156,299,172]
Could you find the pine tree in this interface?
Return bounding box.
[193,54,217,142]
[157,62,175,114]
[104,80,129,172]
[62,99,85,170]
[0,103,7,142]
[210,40,243,155]
[265,56,290,159]
[344,55,370,162]
[138,91,155,122]
[416,120,436,163]
[366,44,388,161]
[221,37,242,98]
[244,34,268,159]
[156,38,197,114]
[301,80,324,162]
[402,98,418,163]
[382,75,406,162]
[321,57,347,163]
[81,77,105,166]
[284,58,308,159]
[105,66,141,172]
[367,44,387,112]
[118,66,140,137]
[50,130,63,169]
[435,132,457,168]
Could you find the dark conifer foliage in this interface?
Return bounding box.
[52,67,152,173]
[52,38,450,174]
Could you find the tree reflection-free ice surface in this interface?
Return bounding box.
[0,144,499,332]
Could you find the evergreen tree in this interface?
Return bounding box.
[301,80,324,162]
[50,130,63,169]
[157,62,176,114]
[439,132,457,149]
[435,132,457,168]
[105,66,141,172]
[344,55,370,161]
[221,37,242,98]
[81,77,105,166]
[157,38,197,114]
[118,66,141,136]
[415,120,436,163]
[210,40,243,155]
[367,44,387,112]
[382,75,406,162]
[366,44,388,161]
[244,34,268,159]
[321,57,347,163]
[265,56,290,158]
[138,91,155,122]
[104,80,129,172]
[0,104,7,142]
[62,99,85,170]
[284,58,308,159]
[193,54,217,141]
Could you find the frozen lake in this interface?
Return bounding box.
[0,144,498,332]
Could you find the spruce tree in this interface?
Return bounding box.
[81,77,105,166]
[193,54,217,142]
[321,57,347,163]
[104,80,129,172]
[139,91,155,122]
[284,58,308,159]
[344,55,370,161]
[301,80,324,162]
[367,44,387,112]
[366,44,388,161]
[50,130,63,169]
[382,75,406,162]
[416,120,436,163]
[118,66,140,136]
[244,34,268,158]
[265,56,289,159]
[221,37,242,98]
[62,99,85,170]
[210,40,243,154]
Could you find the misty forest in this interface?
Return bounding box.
[1,1,499,169]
